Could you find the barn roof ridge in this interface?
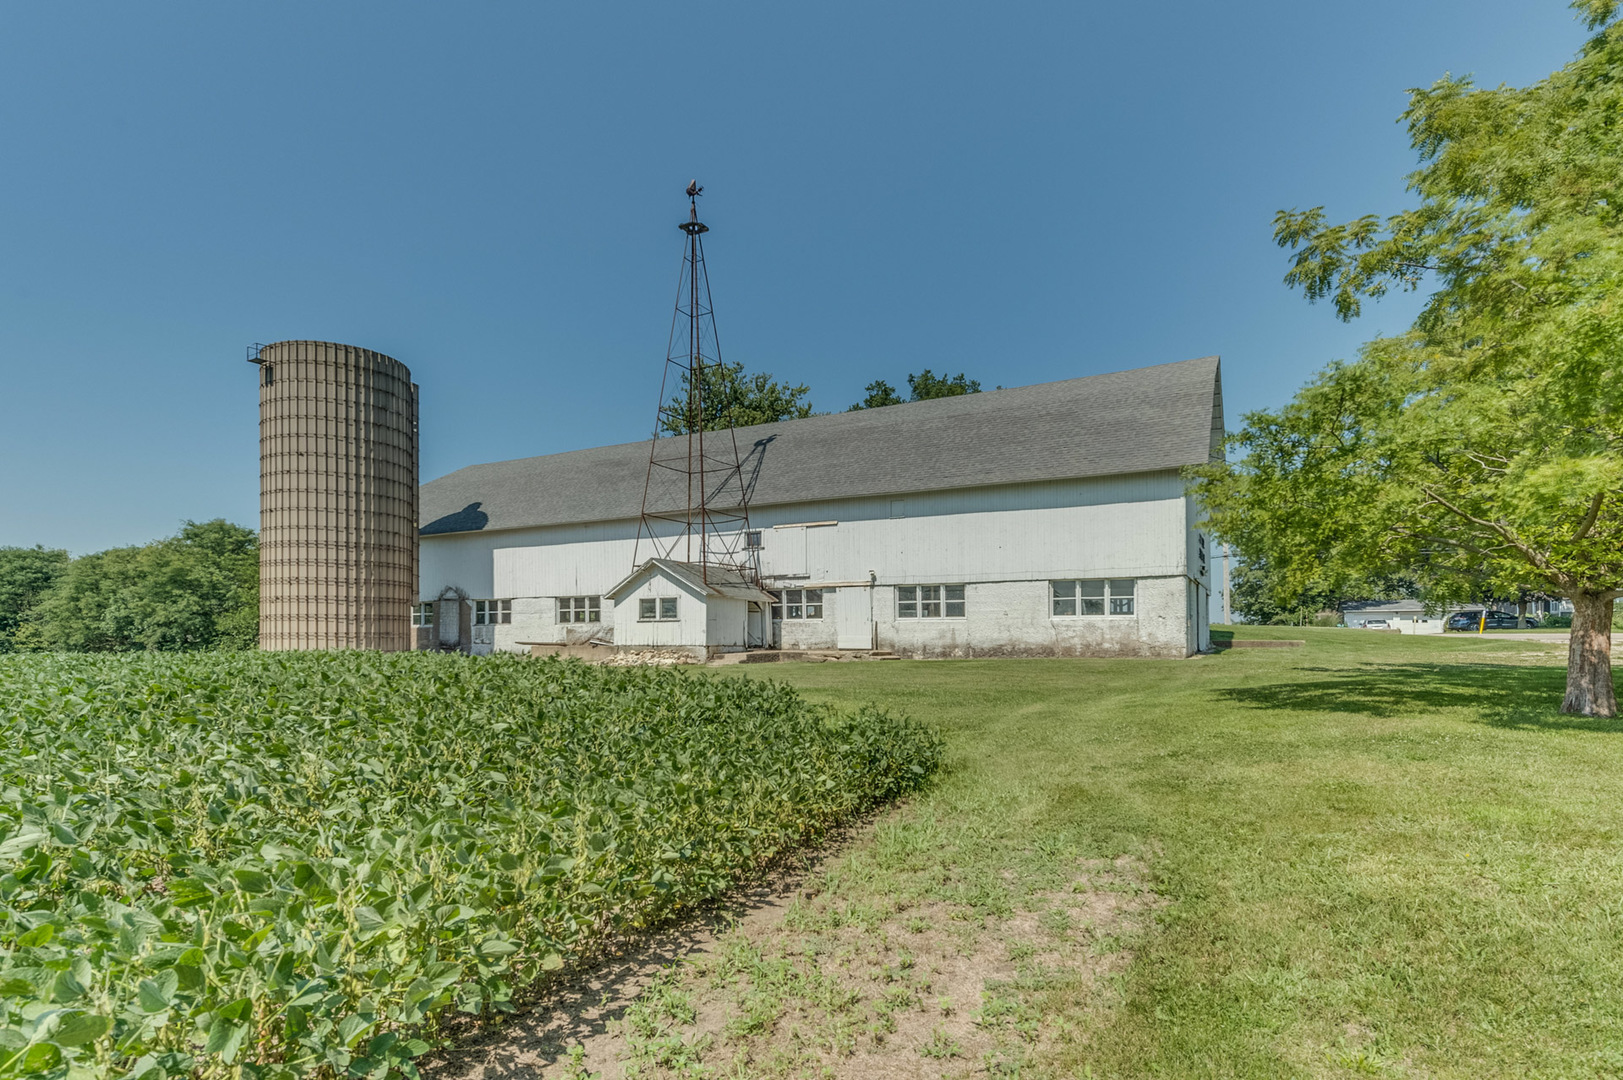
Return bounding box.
[421,355,1222,535]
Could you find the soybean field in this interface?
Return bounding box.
[0,652,942,1080]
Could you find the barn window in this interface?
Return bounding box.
[639,597,679,621]
[745,530,763,549]
[772,589,823,620]
[896,585,965,618]
[411,603,435,627]
[557,596,601,623]
[472,599,512,625]
[1052,579,1135,616]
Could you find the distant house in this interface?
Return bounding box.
[416,357,1225,659]
[1342,600,1435,628]
[1341,598,1565,628]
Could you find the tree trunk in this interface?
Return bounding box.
[1563,593,1617,717]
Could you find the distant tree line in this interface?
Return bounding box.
[0,520,258,653]
[660,363,984,434]
[1226,557,1416,626]
[847,370,982,411]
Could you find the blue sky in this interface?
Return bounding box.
[0,1,1597,552]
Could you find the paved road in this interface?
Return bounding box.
[1472,631,1622,654]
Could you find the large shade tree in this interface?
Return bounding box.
[1193,0,1623,715]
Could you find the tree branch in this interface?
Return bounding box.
[1571,491,1606,542]
[1418,486,1554,573]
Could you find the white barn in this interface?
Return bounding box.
[416,356,1225,659]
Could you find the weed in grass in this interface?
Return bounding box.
[920,1026,963,1059]
[1039,907,1074,935]
[560,1044,602,1080]
[983,1048,1026,1076]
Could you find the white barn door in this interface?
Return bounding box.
[835,586,873,650]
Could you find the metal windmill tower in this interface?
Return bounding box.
[633,181,759,583]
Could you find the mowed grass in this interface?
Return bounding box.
[726,628,1623,1078]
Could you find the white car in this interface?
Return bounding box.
[1363,619,1391,630]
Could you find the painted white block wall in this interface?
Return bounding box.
[874,578,1187,658]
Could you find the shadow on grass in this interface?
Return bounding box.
[1217,662,1623,733]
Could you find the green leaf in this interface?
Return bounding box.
[231,868,272,894]
[51,1012,112,1048]
[216,997,253,1022]
[51,966,87,1002]
[117,1054,163,1080]
[205,1020,248,1064]
[137,971,178,1013]
[337,1013,373,1048]
[352,906,387,934]
[21,1042,63,1073]
[169,879,214,908]
[16,923,55,948]
[285,980,328,1008]
[0,829,49,860]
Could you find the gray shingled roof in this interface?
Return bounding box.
[604,560,778,604]
[421,356,1222,536]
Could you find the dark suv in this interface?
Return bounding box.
[1446,610,1538,631]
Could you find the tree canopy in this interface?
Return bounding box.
[1191,2,1623,715]
[849,369,982,411]
[658,362,987,429]
[23,520,259,652]
[659,361,814,434]
[0,545,70,652]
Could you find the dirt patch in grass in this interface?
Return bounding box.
[420,832,843,1080]
[429,836,1161,1080]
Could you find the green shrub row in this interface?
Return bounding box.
[0,652,942,1080]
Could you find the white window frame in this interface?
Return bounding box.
[771,588,824,620]
[639,596,679,622]
[1051,579,1135,617]
[556,596,601,624]
[472,599,512,625]
[896,584,965,619]
[411,602,435,627]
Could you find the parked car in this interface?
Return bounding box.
[1362,619,1391,630]
[1446,610,1539,631]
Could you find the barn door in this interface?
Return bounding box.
[835,586,873,650]
[767,527,806,577]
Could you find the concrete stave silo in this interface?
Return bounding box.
[253,340,419,650]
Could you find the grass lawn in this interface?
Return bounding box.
[586,627,1623,1079]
